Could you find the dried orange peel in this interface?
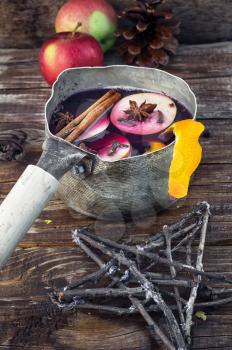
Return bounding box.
[166,119,205,199]
[145,141,166,154]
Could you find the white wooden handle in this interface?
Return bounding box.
[0,165,59,268]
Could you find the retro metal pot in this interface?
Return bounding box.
[0,66,197,268]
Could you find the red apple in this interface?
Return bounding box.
[55,0,117,52]
[76,114,110,142]
[87,133,132,161]
[39,32,103,85]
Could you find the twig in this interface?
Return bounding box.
[72,233,174,350]
[64,259,116,290]
[158,287,188,305]
[115,252,187,350]
[51,202,218,350]
[80,228,232,284]
[199,285,232,298]
[75,236,104,267]
[171,225,201,253]
[146,202,209,245]
[145,223,198,250]
[185,202,210,344]
[66,302,137,315]
[60,286,144,302]
[195,296,232,308]
[145,275,194,288]
[211,287,232,296]
[164,230,187,339]
[56,296,232,317]
[74,231,186,349]
[129,296,175,350]
[186,235,195,266]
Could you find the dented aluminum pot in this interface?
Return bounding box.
[0,65,197,268]
[45,66,197,221]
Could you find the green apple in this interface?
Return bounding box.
[55,0,117,52]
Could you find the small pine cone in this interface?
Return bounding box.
[116,0,180,67]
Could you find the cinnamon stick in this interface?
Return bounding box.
[65,91,122,143]
[56,89,117,139]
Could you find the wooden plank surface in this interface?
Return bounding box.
[0,42,232,349]
[0,0,232,49]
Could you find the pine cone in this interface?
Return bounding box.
[116,0,180,67]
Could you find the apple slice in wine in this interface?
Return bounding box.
[75,115,110,142]
[110,92,177,135]
[87,133,131,161]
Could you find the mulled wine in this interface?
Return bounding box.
[50,87,193,161]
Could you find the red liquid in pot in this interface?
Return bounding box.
[50,87,193,159]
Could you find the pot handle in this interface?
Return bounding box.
[0,165,59,268]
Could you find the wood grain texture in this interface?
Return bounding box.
[0,0,232,48]
[0,41,232,349]
[0,165,59,267]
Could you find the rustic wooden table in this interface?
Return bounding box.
[0,42,232,349]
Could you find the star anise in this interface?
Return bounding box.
[51,112,74,134]
[124,100,157,121]
[108,141,129,156]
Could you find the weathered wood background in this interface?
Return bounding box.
[0,0,232,348]
[0,0,232,48]
[0,41,232,349]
